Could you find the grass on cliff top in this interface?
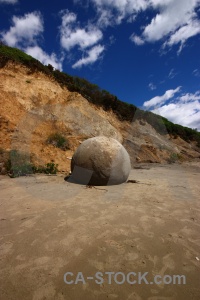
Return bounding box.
[0,43,52,75]
[0,44,36,63]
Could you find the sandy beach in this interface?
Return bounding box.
[0,163,200,300]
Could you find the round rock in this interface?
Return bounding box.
[70,136,131,185]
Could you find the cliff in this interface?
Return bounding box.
[0,48,200,175]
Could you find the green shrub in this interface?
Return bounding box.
[167,152,180,164]
[6,150,59,177]
[32,162,58,175]
[0,43,52,76]
[43,162,58,174]
[197,138,200,148]
[5,150,32,177]
[47,133,70,150]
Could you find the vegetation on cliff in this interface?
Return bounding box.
[0,42,200,146]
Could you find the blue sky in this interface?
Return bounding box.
[0,0,200,130]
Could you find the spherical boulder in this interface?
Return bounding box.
[70,136,131,185]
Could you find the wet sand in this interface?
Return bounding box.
[0,163,200,300]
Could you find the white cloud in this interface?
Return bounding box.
[143,86,181,108]
[165,19,200,49]
[179,91,200,102]
[127,14,137,23]
[95,9,114,27]
[143,89,200,130]
[89,0,148,27]
[153,100,200,131]
[61,10,77,26]
[91,0,147,12]
[25,46,63,70]
[60,10,103,51]
[193,69,200,77]
[130,34,144,45]
[80,1,200,53]
[59,10,104,68]
[168,68,177,79]
[72,44,105,68]
[148,82,156,91]
[72,1,200,57]
[0,0,18,3]
[129,0,200,52]
[1,12,63,70]
[1,12,43,47]
[143,0,199,41]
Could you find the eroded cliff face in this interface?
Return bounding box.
[0,61,123,172]
[0,61,199,174]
